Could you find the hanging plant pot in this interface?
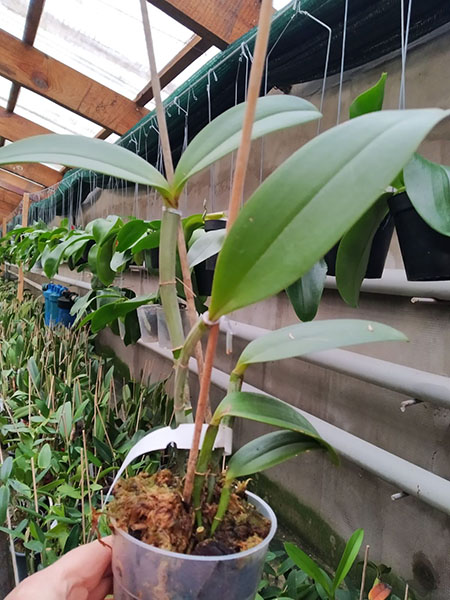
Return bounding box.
[325,213,394,278]
[111,490,276,600]
[388,192,450,281]
[137,304,161,343]
[193,220,227,296]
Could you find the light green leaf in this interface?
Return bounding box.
[0,134,171,196]
[349,73,387,119]
[209,109,449,319]
[404,154,450,236]
[187,229,226,268]
[0,486,10,524]
[226,430,326,480]
[172,95,321,195]
[24,539,44,553]
[213,391,338,464]
[57,483,81,500]
[0,457,13,483]
[37,443,52,470]
[58,402,73,439]
[333,529,364,592]
[91,216,121,246]
[335,195,391,307]
[285,542,333,596]
[286,259,327,322]
[116,219,149,251]
[236,319,407,371]
[110,251,130,272]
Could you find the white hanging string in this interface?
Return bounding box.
[336,0,349,124]
[399,0,413,109]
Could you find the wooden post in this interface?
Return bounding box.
[17,193,30,301]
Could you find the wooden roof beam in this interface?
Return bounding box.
[0,188,22,218]
[0,105,54,141]
[1,162,62,188]
[0,29,148,135]
[147,0,260,49]
[0,0,47,148]
[0,170,43,196]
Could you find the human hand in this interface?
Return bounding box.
[6,537,112,600]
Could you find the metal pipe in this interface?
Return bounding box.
[221,320,450,410]
[325,269,450,301]
[138,338,450,517]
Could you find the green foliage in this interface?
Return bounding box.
[209,109,448,319]
[349,73,387,119]
[404,153,450,236]
[286,259,328,322]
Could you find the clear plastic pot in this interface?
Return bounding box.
[112,491,276,600]
[137,304,160,343]
[157,306,190,349]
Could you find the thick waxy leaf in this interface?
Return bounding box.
[96,237,116,285]
[116,219,149,251]
[404,154,450,236]
[91,216,122,246]
[236,319,407,371]
[187,229,226,268]
[226,430,325,481]
[286,259,327,322]
[80,295,155,332]
[335,195,390,307]
[349,73,387,119]
[333,529,364,592]
[213,391,338,463]
[0,486,10,524]
[0,134,171,195]
[209,109,448,319]
[131,230,160,253]
[0,457,13,483]
[285,542,333,596]
[172,96,321,195]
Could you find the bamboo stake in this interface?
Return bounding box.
[80,448,86,544]
[359,545,370,600]
[17,193,30,302]
[0,446,19,585]
[183,0,274,505]
[1,217,6,277]
[404,584,409,600]
[140,0,205,404]
[30,457,38,513]
[82,430,93,518]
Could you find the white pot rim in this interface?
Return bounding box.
[113,490,277,562]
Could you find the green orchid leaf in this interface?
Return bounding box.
[116,219,149,252]
[213,391,338,464]
[0,457,13,483]
[37,443,52,470]
[131,230,160,253]
[226,430,326,481]
[91,216,122,246]
[0,134,171,196]
[122,309,142,346]
[333,529,364,592]
[285,542,333,596]
[96,237,116,286]
[64,523,82,554]
[81,295,156,332]
[335,194,391,307]
[349,73,387,119]
[0,486,10,524]
[187,229,226,268]
[286,259,327,322]
[172,95,321,195]
[236,319,407,371]
[209,109,449,319]
[404,153,450,236]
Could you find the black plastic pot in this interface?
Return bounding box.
[193,220,227,296]
[15,552,27,582]
[325,213,394,279]
[388,193,450,281]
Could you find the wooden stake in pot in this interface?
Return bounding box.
[17,193,30,302]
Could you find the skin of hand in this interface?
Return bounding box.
[5,537,113,600]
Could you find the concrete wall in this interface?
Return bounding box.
[25,27,450,599]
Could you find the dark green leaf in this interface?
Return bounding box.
[404,153,450,236]
[226,430,326,480]
[0,457,13,483]
[96,237,116,286]
[0,134,171,195]
[116,220,148,252]
[93,437,113,463]
[24,539,44,553]
[173,95,321,194]
[209,109,448,319]
[349,73,387,119]
[286,259,327,322]
[0,486,10,524]
[285,542,333,596]
[64,523,82,554]
[335,195,391,307]
[333,529,364,592]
